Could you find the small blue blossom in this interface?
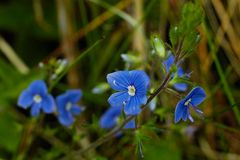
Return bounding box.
[107,70,150,115]
[17,80,55,117]
[56,90,83,126]
[100,106,135,129]
[164,54,188,91]
[175,87,206,123]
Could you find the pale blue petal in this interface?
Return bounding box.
[108,91,129,106]
[186,87,206,106]
[42,95,55,113]
[30,103,41,117]
[28,80,48,95]
[107,71,130,91]
[174,100,185,123]
[17,89,33,109]
[124,97,141,115]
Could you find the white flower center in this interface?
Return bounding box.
[33,94,42,103]
[128,85,136,96]
[184,98,192,106]
[66,102,72,111]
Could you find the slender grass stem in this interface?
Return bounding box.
[48,39,103,92]
[203,22,240,124]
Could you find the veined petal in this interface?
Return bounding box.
[65,90,82,103]
[58,112,74,127]
[42,95,55,113]
[108,91,129,106]
[70,105,82,115]
[123,118,135,129]
[129,70,150,89]
[124,97,141,115]
[30,103,41,117]
[174,99,185,123]
[100,106,122,128]
[135,94,148,105]
[107,71,130,91]
[186,87,206,106]
[174,83,187,92]
[28,80,48,95]
[17,89,33,109]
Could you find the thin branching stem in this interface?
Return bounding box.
[63,45,183,160]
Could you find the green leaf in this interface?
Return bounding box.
[0,112,22,152]
[169,3,203,48]
[182,31,200,56]
[144,139,181,160]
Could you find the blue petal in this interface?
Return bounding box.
[107,71,130,91]
[58,112,74,127]
[174,83,187,92]
[70,105,82,115]
[164,54,174,72]
[56,94,68,114]
[124,97,141,115]
[42,95,55,113]
[17,89,33,109]
[174,99,185,123]
[129,70,150,91]
[182,106,189,121]
[30,103,41,117]
[28,80,48,95]
[100,106,122,128]
[177,67,185,76]
[123,119,135,129]
[136,94,148,105]
[186,87,206,106]
[65,90,82,103]
[108,91,129,106]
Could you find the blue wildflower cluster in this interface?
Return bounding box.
[18,80,83,127]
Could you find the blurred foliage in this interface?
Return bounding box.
[0,0,240,160]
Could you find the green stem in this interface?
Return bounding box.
[203,22,240,124]
[48,39,103,91]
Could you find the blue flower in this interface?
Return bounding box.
[56,90,83,126]
[17,80,55,117]
[174,87,206,123]
[100,106,135,129]
[107,70,150,115]
[164,54,188,91]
